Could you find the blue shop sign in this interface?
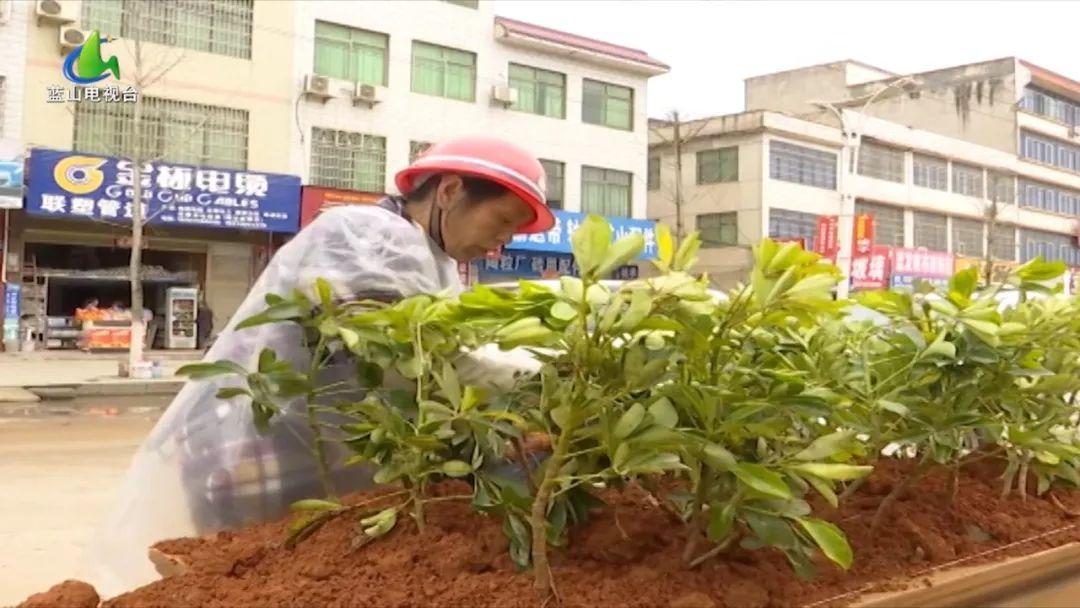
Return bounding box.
[26,148,302,233]
[3,283,19,319]
[506,210,657,260]
[479,252,639,281]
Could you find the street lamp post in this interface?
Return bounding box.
[812,75,916,298]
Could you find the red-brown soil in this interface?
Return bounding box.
[27,459,1080,608]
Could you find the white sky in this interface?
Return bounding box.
[493,0,1080,120]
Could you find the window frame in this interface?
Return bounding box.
[508,63,566,119]
[539,159,565,210]
[411,40,477,102]
[582,79,633,131]
[581,165,632,217]
[313,20,389,86]
[696,147,739,184]
[309,127,387,193]
[912,153,948,191]
[768,140,837,190]
[696,212,738,248]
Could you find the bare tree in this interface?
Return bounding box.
[649,111,714,242]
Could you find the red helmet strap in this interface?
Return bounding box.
[428,201,446,252]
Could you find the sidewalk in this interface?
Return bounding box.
[0,350,203,402]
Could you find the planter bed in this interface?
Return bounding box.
[22,459,1080,608]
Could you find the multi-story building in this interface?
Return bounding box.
[7,0,298,346]
[290,0,666,282]
[649,58,1080,292]
[1,0,31,349]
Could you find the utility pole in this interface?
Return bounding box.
[671,110,685,241]
[811,75,916,299]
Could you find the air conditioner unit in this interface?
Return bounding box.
[491,84,518,106]
[36,0,76,25]
[351,83,385,107]
[59,26,88,53]
[302,74,333,101]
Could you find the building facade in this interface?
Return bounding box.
[6,0,299,349]
[289,0,666,282]
[649,58,1080,291]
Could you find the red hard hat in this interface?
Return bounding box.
[394,136,555,234]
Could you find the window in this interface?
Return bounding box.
[697,213,738,248]
[769,141,837,190]
[73,96,248,168]
[855,202,904,247]
[539,159,564,210]
[411,41,476,102]
[857,141,904,183]
[952,163,984,198]
[913,211,947,252]
[441,0,478,7]
[581,166,631,217]
[508,63,565,119]
[1020,87,1078,126]
[913,154,948,191]
[988,172,1015,205]
[313,21,388,86]
[408,141,431,164]
[647,157,660,191]
[989,224,1016,261]
[768,209,818,251]
[82,0,254,59]
[1018,179,1080,216]
[696,147,738,184]
[1022,229,1080,265]
[582,79,632,130]
[951,217,984,257]
[1021,130,1080,173]
[310,128,386,192]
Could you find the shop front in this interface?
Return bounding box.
[0,139,25,351]
[299,185,382,228]
[14,148,301,351]
[847,246,954,292]
[474,211,657,285]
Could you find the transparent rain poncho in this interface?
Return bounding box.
[86,203,541,598]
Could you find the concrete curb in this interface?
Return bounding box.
[23,380,184,401]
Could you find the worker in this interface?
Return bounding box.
[87,137,555,597]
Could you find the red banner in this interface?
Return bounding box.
[300,186,383,228]
[814,216,839,257]
[850,245,891,290]
[853,213,874,255]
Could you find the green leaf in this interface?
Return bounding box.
[236,303,306,330]
[804,474,839,508]
[559,276,584,303]
[744,510,798,549]
[622,451,684,475]
[440,460,473,477]
[785,274,838,300]
[570,215,612,275]
[878,399,910,416]
[356,360,384,388]
[647,397,678,429]
[550,301,578,322]
[215,387,250,400]
[949,267,979,300]
[702,443,737,471]
[797,518,853,569]
[707,502,736,542]
[290,498,342,512]
[361,507,398,538]
[766,241,802,275]
[461,385,484,412]
[733,463,792,499]
[177,360,248,379]
[438,360,461,409]
[615,289,652,333]
[614,403,647,440]
[257,348,276,373]
[672,232,702,272]
[793,430,856,462]
[315,278,334,308]
[339,327,360,350]
[596,233,645,278]
[656,223,675,267]
[788,463,873,481]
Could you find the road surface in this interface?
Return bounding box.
[0,406,161,606]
